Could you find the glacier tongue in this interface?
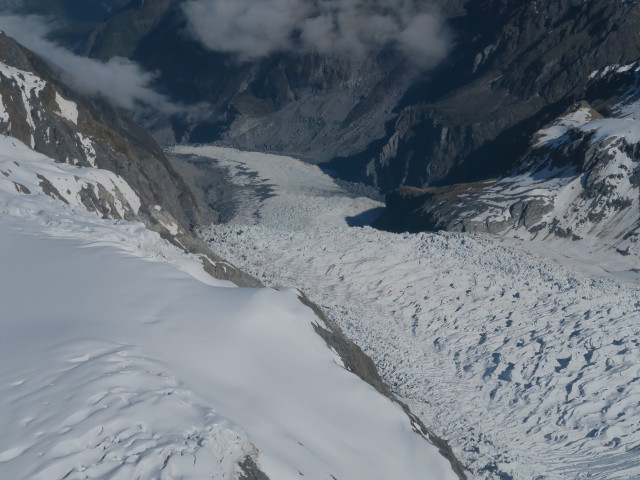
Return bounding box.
[190,145,640,479]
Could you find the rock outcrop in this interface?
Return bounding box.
[376,91,640,257]
[0,30,261,286]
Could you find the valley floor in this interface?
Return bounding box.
[174,145,640,480]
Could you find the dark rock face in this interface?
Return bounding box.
[375,91,640,252]
[359,0,640,191]
[12,0,450,162]
[1,0,126,48]
[128,7,418,163]
[35,0,640,205]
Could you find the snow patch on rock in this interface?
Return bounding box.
[54,92,78,124]
[0,62,46,147]
[0,134,140,218]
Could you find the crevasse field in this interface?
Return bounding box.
[175,146,640,480]
[0,136,458,480]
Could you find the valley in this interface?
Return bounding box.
[1,1,640,478]
[178,145,640,480]
[0,43,463,479]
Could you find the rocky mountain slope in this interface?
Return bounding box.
[17,1,640,183]
[83,0,436,161]
[9,0,640,250]
[1,0,461,161]
[375,61,640,261]
[349,0,640,189]
[0,29,263,285]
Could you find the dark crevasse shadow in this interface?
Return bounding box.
[346,207,385,227]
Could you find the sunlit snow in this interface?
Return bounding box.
[0,137,457,479]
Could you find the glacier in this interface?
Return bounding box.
[184,145,640,479]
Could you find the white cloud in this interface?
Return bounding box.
[0,14,186,113]
[182,0,450,67]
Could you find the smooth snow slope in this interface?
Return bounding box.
[184,145,640,480]
[0,136,457,480]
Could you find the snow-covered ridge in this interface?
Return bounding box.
[0,39,221,249]
[1,339,256,480]
[0,132,458,478]
[190,145,640,479]
[375,60,640,272]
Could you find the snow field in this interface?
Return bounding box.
[0,340,256,480]
[55,92,79,124]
